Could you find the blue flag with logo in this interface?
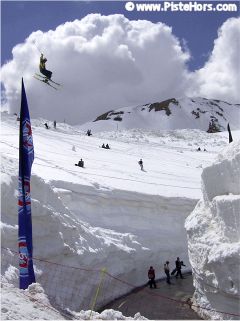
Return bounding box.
[18,78,36,289]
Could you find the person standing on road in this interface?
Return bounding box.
[148,266,157,289]
[164,261,171,284]
[175,257,185,279]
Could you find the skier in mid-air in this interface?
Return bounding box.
[34,53,60,89]
[39,53,52,82]
[33,39,60,88]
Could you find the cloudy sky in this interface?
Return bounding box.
[1,1,240,125]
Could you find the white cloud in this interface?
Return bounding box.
[188,17,240,103]
[1,14,190,124]
[1,14,239,125]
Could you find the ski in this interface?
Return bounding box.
[33,76,58,90]
[35,73,61,86]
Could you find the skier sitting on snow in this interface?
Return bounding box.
[78,159,84,167]
[39,53,52,81]
[75,159,84,168]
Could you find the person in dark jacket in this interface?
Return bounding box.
[175,257,185,279]
[105,144,110,149]
[138,159,143,170]
[164,261,171,284]
[78,159,84,167]
[86,129,92,136]
[75,159,84,167]
[44,123,49,129]
[148,266,157,288]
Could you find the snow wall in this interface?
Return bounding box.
[1,157,196,313]
[185,140,240,320]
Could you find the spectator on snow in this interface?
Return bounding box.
[197,147,201,151]
[78,159,84,167]
[86,129,92,136]
[164,261,171,284]
[138,159,143,170]
[204,148,207,152]
[75,159,84,168]
[44,123,49,129]
[102,143,110,149]
[175,257,185,279]
[148,266,157,289]
[53,120,56,129]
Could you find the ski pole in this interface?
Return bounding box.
[34,40,42,54]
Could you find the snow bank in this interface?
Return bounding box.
[1,281,64,320]
[1,112,235,317]
[1,280,147,320]
[69,309,147,320]
[185,140,240,320]
[1,158,195,312]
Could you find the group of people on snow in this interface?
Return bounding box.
[148,257,186,288]
[197,147,207,152]
[44,120,57,129]
[102,143,110,149]
[74,155,144,170]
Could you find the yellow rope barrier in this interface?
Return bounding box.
[89,267,107,319]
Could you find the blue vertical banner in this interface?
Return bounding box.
[18,78,36,289]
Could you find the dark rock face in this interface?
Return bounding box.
[148,98,179,116]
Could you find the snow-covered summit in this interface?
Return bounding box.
[79,97,240,133]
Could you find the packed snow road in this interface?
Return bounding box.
[102,273,201,320]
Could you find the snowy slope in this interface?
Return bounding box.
[1,281,64,320]
[185,140,240,320]
[1,111,239,317]
[1,281,146,320]
[79,97,240,133]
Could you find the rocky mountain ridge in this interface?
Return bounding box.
[80,97,240,133]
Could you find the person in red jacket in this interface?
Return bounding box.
[148,266,157,288]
